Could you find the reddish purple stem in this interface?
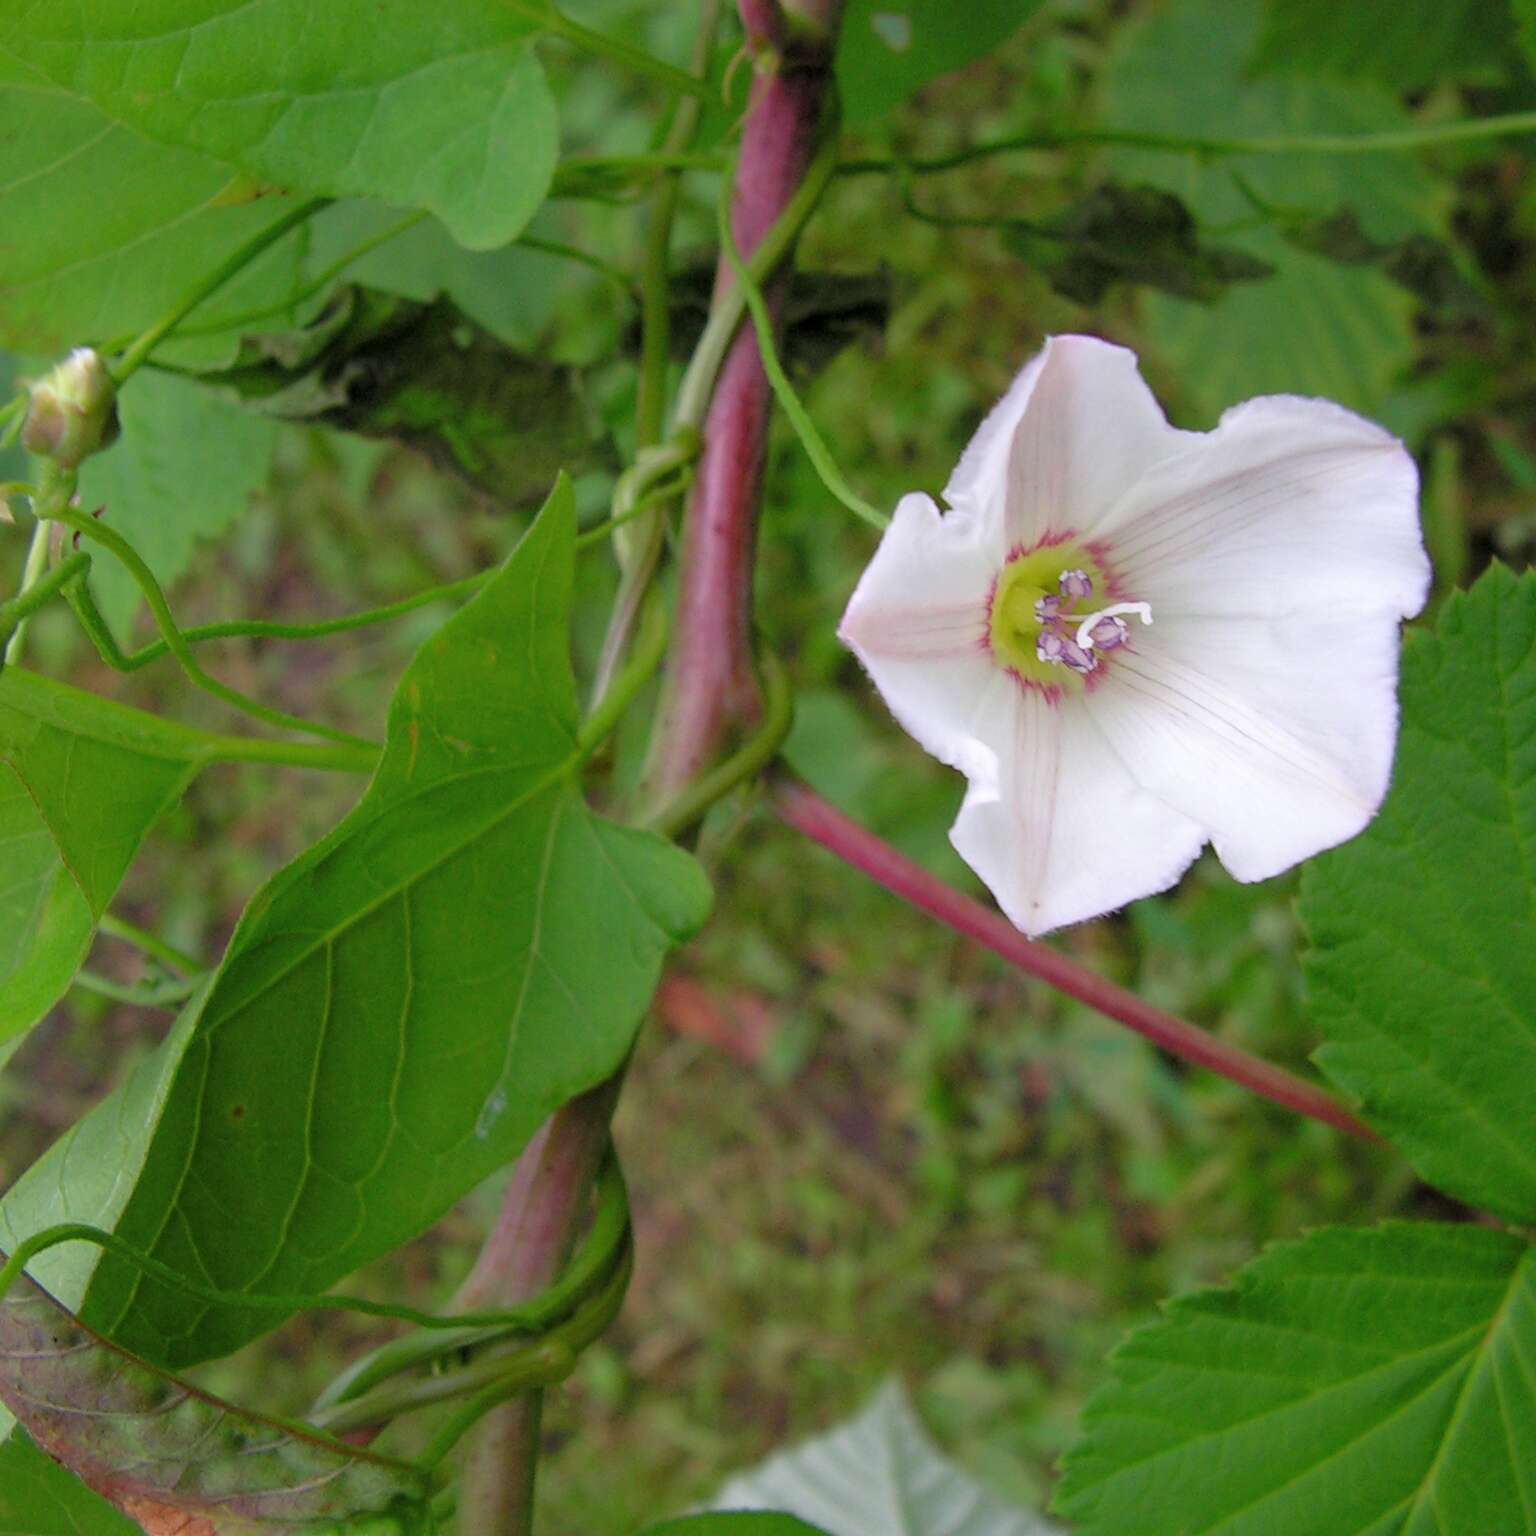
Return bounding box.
[644,5,842,798]
[775,781,1377,1142]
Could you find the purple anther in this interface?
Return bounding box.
[1036,629,1066,664]
[1088,615,1130,651]
[1060,637,1098,674]
[1059,568,1093,600]
[1034,594,1062,620]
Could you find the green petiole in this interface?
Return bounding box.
[44,502,379,754]
[717,169,889,533]
[0,1153,629,1369]
[645,647,796,839]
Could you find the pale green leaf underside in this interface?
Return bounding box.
[645,1518,832,1536]
[0,670,205,1047]
[1303,566,1536,1222]
[6,481,710,1368]
[77,371,279,641]
[1101,0,1446,423]
[6,1,557,250]
[715,1380,1058,1536]
[0,48,309,367]
[1057,1223,1536,1536]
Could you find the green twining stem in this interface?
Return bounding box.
[501,0,709,99]
[98,912,204,977]
[669,124,843,435]
[44,503,379,753]
[110,198,331,385]
[579,589,670,754]
[310,1153,632,1416]
[645,647,796,840]
[717,177,888,532]
[0,1155,630,1406]
[73,969,201,1009]
[412,1241,634,1469]
[1,549,90,666]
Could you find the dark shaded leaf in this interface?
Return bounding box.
[0,1263,433,1534]
[195,287,608,506]
[1007,184,1274,306]
[649,266,892,380]
[1284,210,1489,318]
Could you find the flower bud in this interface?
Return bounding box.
[21,349,118,470]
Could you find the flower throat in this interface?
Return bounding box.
[987,543,1151,689]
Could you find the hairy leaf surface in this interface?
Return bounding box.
[0,671,204,1046]
[0,50,307,368]
[21,480,709,1367]
[6,1,557,249]
[1102,0,1446,422]
[78,371,279,641]
[0,1265,432,1534]
[1303,566,1536,1221]
[1056,1224,1536,1535]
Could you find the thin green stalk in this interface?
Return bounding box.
[838,111,1536,178]
[98,913,203,977]
[591,0,718,709]
[197,732,379,774]
[110,571,491,672]
[578,592,668,755]
[590,437,700,704]
[515,233,635,291]
[501,0,708,97]
[645,649,794,839]
[414,1243,633,1469]
[168,210,430,341]
[0,395,24,446]
[718,188,887,531]
[74,970,200,1009]
[44,504,377,753]
[310,1153,630,1418]
[671,124,841,433]
[3,545,86,666]
[111,197,330,383]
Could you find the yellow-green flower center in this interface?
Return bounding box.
[988,543,1117,689]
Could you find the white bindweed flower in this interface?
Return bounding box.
[839,335,1430,937]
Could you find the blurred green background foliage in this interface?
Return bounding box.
[4,0,1535,1527]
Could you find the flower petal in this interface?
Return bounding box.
[1093,612,1404,883]
[944,335,1196,549]
[840,492,1005,784]
[950,686,1206,937]
[1098,394,1429,620]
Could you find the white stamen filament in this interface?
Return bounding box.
[1073,602,1154,652]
